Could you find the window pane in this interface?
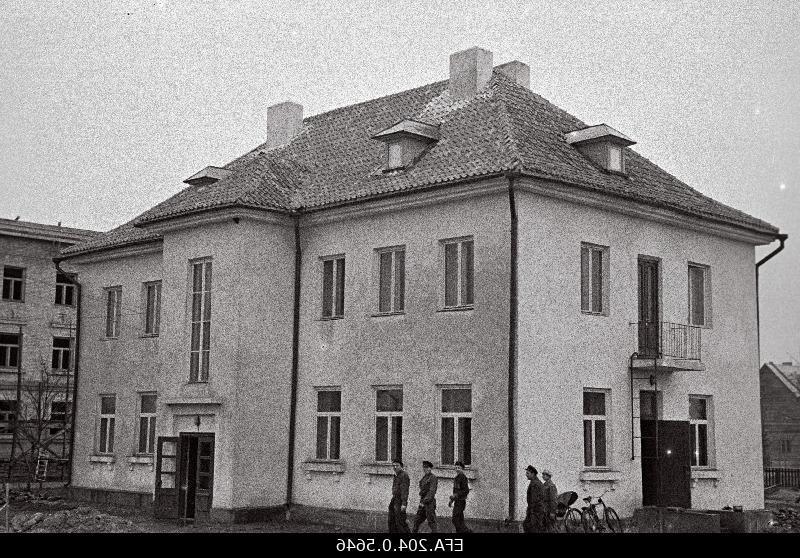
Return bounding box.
[392,416,403,462]
[55,284,63,304]
[190,353,199,381]
[444,243,458,307]
[139,417,148,453]
[376,389,402,412]
[106,291,115,336]
[317,390,341,412]
[52,350,59,369]
[581,246,590,312]
[609,145,622,171]
[583,391,605,415]
[329,416,341,460]
[335,259,345,316]
[200,351,210,381]
[65,286,74,306]
[376,416,388,461]
[458,417,472,465]
[583,420,593,466]
[442,389,471,412]
[100,418,108,452]
[591,249,603,313]
[191,323,200,351]
[698,424,708,466]
[192,293,202,321]
[101,396,115,414]
[690,426,698,467]
[322,260,333,317]
[202,322,211,350]
[148,419,156,454]
[441,417,454,465]
[594,421,607,466]
[204,262,212,292]
[379,252,392,313]
[108,418,115,452]
[394,250,405,312]
[689,397,706,420]
[316,416,328,459]
[193,263,203,292]
[141,394,156,413]
[461,241,474,305]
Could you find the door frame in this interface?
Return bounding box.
[637,256,662,357]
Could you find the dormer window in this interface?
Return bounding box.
[565,124,635,175]
[184,166,233,186]
[372,119,440,171]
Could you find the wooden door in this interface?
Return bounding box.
[194,435,215,521]
[640,420,692,508]
[638,258,660,357]
[154,437,180,519]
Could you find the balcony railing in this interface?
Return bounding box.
[636,321,702,361]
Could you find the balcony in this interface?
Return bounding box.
[632,321,705,372]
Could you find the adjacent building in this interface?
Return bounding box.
[59,47,784,523]
[760,361,800,468]
[0,218,99,478]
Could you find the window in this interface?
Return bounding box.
[0,400,17,434]
[583,390,608,467]
[49,401,67,436]
[388,142,403,169]
[51,337,71,372]
[138,393,157,454]
[55,273,75,306]
[105,287,122,338]
[440,387,472,465]
[321,256,345,318]
[443,238,474,308]
[0,333,20,369]
[689,396,713,467]
[315,389,341,460]
[98,395,116,454]
[688,264,711,327]
[780,439,792,454]
[377,247,405,314]
[2,266,25,302]
[144,281,162,336]
[608,145,623,172]
[375,388,403,462]
[581,243,609,315]
[190,260,212,382]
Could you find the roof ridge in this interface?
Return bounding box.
[490,77,524,171]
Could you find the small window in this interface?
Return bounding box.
[581,243,609,315]
[0,400,17,434]
[315,389,341,461]
[98,395,116,454]
[2,266,25,302]
[55,273,75,306]
[138,393,157,455]
[387,142,403,169]
[105,287,122,338]
[143,281,162,336]
[583,390,609,468]
[0,333,21,369]
[49,401,68,436]
[51,337,71,372]
[689,396,713,467]
[688,264,711,327]
[321,256,345,318]
[190,260,212,383]
[440,387,472,465]
[375,388,403,462]
[608,145,623,172]
[443,238,474,309]
[377,247,405,314]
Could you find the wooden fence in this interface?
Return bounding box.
[764,467,800,488]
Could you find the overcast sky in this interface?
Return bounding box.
[1,0,797,363]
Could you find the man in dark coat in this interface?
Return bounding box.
[522,465,545,533]
[448,460,472,533]
[412,460,438,533]
[389,459,410,533]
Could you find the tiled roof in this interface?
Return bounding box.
[1,217,99,244]
[765,362,800,398]
[62,70,780,257]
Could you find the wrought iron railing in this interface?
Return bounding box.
[636,321,702,360]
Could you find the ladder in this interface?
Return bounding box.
[35,451,49,482]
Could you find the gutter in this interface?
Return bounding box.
[285,212,302,518]
[505,171,520,522]
[54,257,81,487]
[755,233,788,364]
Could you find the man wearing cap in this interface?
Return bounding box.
[412,460,438,533]
[541,469,558,532]
[389,459,410,533]
[522,465,545,533]
[448,460,472,533]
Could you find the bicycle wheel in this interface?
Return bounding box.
[581,509,600,533]
[604,507,622,533]
[564,508,582,533]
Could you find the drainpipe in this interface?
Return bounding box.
[755,233,787,365]
[54,257,81,487]
[505,171,520,523]
[285,213,302,518]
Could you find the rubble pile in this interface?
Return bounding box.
[4,506,141,533]
[765,509,800,533]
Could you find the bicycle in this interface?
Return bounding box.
[579,490,622,533]
[553,491,582,533]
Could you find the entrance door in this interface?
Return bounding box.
[638,258,660,357]
[154,437,180,519]
[640,420,691,508]
[178,433,215,522]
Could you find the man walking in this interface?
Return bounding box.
[389,458,410,533]
[412,460,438,533]
[448,460,472,533]
[522,465,545,533]
[541,469,558,532]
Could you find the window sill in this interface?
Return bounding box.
[434,465,479,480]
[361,462,396,476]
[318,316,344,322]
[581,310,609,317]
[579,469,620,489]
[371,312,406,318]
[140,333,159,339]
[100,337,119,341]
[302,460,346,481]
[437,306,474,313]
[88,454,116,466]
[128,455,154,471]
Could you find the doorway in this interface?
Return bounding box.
[155,433,215,521]
[640,419,691,508]
[638,257,660,357]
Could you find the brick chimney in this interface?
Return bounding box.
[496,60,530,89]
[449,47,494,100]
[267,101,304,150]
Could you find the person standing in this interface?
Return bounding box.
[522,465,545,533]
[412,460,438,533]
[541,469,558,532]
[448,460,472,533]
[389,459,410,533]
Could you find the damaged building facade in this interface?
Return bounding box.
[59,47,783,522]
